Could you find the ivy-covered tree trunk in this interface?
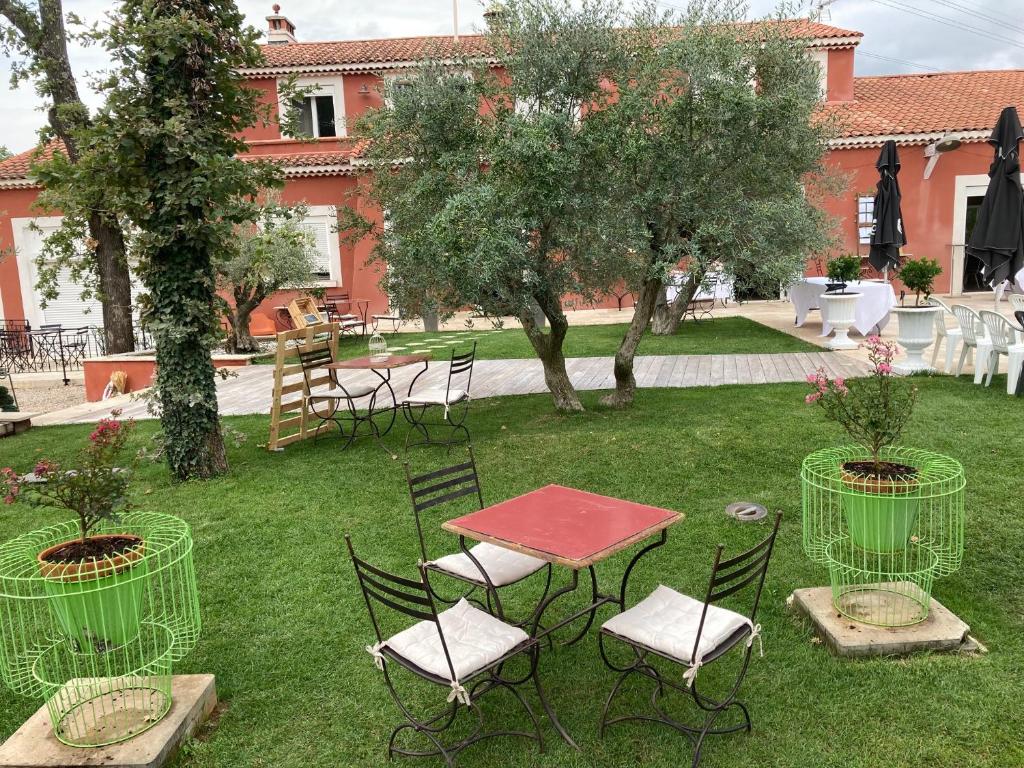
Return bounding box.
[2,0,136,354]
[520,288,582,412]
[149,236,227,479]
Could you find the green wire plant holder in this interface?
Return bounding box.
[802,446,965,627]
[0,512,200,747]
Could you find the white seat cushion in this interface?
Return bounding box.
[384,599,528,681]
[309,384,375,400]
[403,388,468,406]
[428,542,546,587]
[601,585,751,665]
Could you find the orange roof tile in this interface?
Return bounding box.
[252,19,861,71]
[0,140,63,182]
[828,69,1024,142]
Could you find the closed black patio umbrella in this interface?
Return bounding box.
[868,140,907,273]
[966,106,1024,291]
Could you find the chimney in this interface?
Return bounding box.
[266,4,297,45]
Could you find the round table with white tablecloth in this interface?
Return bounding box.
[788,277,898,338]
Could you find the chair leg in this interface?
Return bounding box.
[1008,351,1024,395]
[984,352,1000,387]
[945,337,958,374]
[973,345,992,385]
[955,344,970,376]
[931,336,942,368]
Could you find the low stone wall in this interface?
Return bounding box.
[83,354,254,402]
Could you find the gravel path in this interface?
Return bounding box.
[6,381,86,414]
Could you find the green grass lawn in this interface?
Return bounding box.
[257,316,817,364]
[0,378,1021,767]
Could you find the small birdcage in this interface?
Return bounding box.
[368,332,389,363]
[0,512,200,747]
[802,446,965,627]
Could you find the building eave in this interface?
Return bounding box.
[239,57,496,78]
[0,178,39,190]
[829,129,991,149]
[282,163,356,177]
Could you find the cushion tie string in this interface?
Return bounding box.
[683,659,702,688]
[366,642,385,671]
[447,680,471,706]
[747,623,764,658]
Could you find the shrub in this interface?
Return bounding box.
[899,258,943,306]
[826,255,861,287]
[0,386,15,413]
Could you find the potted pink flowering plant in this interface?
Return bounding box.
[0,413,146,652]
[806,337,921,551]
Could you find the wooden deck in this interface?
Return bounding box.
[46,351,867,424]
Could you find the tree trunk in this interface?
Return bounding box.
[90,214,135,353]
[519,288,583,412]
[601,276,661,408]
[6,0,136,353]
[226,303,260,353]
[651,267,704,336]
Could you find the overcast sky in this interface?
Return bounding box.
[1,0,1022,153]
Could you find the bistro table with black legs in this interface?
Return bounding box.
[326,353,430,452]
[442,484,683,749]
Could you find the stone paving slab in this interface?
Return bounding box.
[790,587,971,657]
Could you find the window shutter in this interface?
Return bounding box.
[298,220,333,276]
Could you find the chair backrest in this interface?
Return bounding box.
[928,297,955,335]
[979,310,1016,352]
[1010,294,1024,314]
[405,448,484,562]
[951,304,986,346]
[447,342,477,398]
[345,535,458,682]
[297,346,335,392]
[692,513,782,663]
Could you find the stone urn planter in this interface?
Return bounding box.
[892,306,940,373]
[820,292,861,350]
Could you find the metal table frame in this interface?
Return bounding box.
[443,489,682,749]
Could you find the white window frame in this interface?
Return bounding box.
[808,49,829,100]
[295,205,342,287]
[857,194,875,245]
[279,75,347,139]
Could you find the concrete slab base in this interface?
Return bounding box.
[0,674,216,768]
[790,586,971,657]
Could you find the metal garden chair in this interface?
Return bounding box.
[597,513,782,768]
[404,448,551,622]
[978,310,1024,395]
[298,346,377,449]
[951,304,991,384]
[929,297,962,373]
[402,342,476,450]
[345,535,544,767]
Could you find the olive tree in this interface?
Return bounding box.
[218,201,317,354]
[593,2,835,406]
[345,0,634,412]
[81,0,282,479]
[1,0,137,353]
[0,146,10,161]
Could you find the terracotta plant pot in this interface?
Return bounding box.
[839,463,921,553]
[37,534,148,653]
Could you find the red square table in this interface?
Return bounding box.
[443,484,683,748]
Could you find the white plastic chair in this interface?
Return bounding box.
[1010,294,1024,315]
[929,297,962,373]
[978,310,1024,394]
[950,304,992,384]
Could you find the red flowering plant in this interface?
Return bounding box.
[0,412,137,544]
[805,337,918,476]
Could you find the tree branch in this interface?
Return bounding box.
[0,0,41,41]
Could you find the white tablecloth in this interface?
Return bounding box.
[789,277,898,337]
